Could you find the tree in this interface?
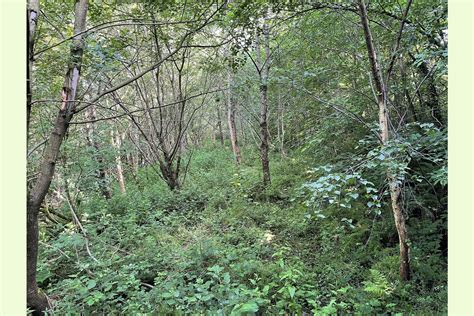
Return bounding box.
[357,0,413,281]
[255,10,272,185]
[27,1,89,312]
[111,128,126,193]
[227,71,242,164]
[27,0,40,142]
[216,100,226,146]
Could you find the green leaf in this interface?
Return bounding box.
[288,286,296,299]
[86,298,95,306]
[235,302,259,313]
[223,272,231,284]
[348,193,359,199]
[86,280,97,289]
[208,265,224,274]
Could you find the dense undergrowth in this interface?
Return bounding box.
[38,145,447,315]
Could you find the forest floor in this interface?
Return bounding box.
[38,146,447,315]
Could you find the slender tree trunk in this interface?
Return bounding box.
[278,92,287,158]
[27,3,43,311]
[27,2,89,313]
[27,0,40,143]
[217,104,225,146]
[111,130,126,194]
[358,0,410,281]
[227,72,242,164]
[256,14,271,185]
[259,83,271,185]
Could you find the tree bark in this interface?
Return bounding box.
[27,0,40,143]
[217,103,225,146]
[159,157,180,191]
[227,72,242,164]
[27,1,89,313]
[277,92,287,158]
[111,130,126,194]
[256,14,271,185]
[358,0,410,281]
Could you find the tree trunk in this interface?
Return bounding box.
[111,130,126,194]
[27,0,39,143]
[217,104,225,146]
[27,202,49,315]
[389,180,411,280]
[27,1,89,312]
[358,0,410,281]
[256,14,271,185]
[227,72,242,164]
[158,155,180,191]
[278,92,287,158]
[259,83,271,185]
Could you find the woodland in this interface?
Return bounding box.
[27,0,447,314]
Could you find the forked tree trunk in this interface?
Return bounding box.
[227,72,242,164]
[256,13,271,186]
[158,153,180,191]
[358,0,410,281]
[27,1,89,313]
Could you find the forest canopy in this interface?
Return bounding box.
[26,0,447,314]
